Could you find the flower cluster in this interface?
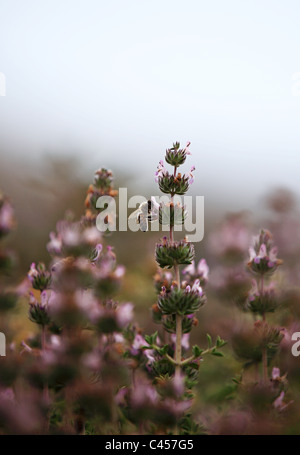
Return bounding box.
[248,229,283,275]
[165,141,191,167]
[84,168,118,224]
[28,263,51,292]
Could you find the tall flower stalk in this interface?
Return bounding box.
[246,229,283,383]
[144,142,226,433]
[232,229,284,386]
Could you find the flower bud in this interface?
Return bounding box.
[28,292,51,326]
[28,263,51,292]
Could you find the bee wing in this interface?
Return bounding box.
[139,215,149,232]
[129,207,142,223]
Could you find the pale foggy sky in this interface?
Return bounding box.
[0,0,300,212]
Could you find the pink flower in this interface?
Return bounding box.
[116,302,134,328]
[249,247,256,262]
[197,259,209,281]
[182,261,196,276]
[0,200,15,234]
[91,243,103,262]
[273,391,285,410]
[47,232,62,255]
[40,290,50,309]
[272,367,281,381]
[131,334,146,352]
[268,247,278,268]
[132,380,158,407]
[28,263,38,281]
[192,279,203,296]
[171,333,190,350]
[114,265,125,279]
[184,141,191,155]
[82,227,102,245]
[248,279,259,302]
[172,373,185,397]
[185,165,195,185]
[254,244,267,264]
[155,160,167,182]
[182,259,209,283]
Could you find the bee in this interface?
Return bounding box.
[129,197,159,232]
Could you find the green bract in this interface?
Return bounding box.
[31,269,51,292]
[159,203,186,227]
[158,288,205,316]
[165,148,187,167]
[158,173,190,195]
[29,303,51,326]
[232,323,283,365]
[246,293,280,314]
[156,240,195,269]
[248,259,280,276]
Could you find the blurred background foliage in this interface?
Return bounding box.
[1,155,300,434]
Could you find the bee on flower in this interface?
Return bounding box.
[129,197,160,232]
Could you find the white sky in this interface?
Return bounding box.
[0,0,300,211]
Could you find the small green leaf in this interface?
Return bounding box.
[216,335,222,347]
[158,345,169,356]
[152,331,158,343]
[211,350,224,357]
[192,345,203,357]
[145,335,152,345]
[206,333,212,348]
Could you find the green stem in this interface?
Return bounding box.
[164,344,220,366]
[175,313,182,378]
[169,164,182,379]
[180,345,218,365]
[174,264,182,379]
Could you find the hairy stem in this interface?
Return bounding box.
[170,165,182,379]
[174,264,182,379]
